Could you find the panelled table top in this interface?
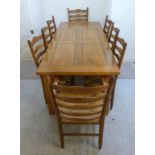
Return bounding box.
[37,22,120,76]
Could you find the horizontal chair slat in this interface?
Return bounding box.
[57,101,104,109]
[106,20,112,25]
[60,112,101,119]
[52,83,109,94]
[115,46,122,54]
[111,34,117,39]
[36,51,45,61]
[113,52,120,61]
[69,14,87,18]
[62,118,99,124]
[60,114,101,122]
[116,37,127,48]
[109,39,115,44]
[69,9,88,13]
[55,94,105,103]
[50,26,55,31]
[64,133,99,136]
[31,35,43,46]
[59,107,102,116]
[47,20,54,25]
[44,33,50,39]
[34,43,45,54]
[70,18,87,21]
[42,26,49,32]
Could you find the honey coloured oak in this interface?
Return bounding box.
[52,76,115,149]
[41,26,52,49]
[103,16,114,39]
[110,36,127,110]
[27,35,55,114]
[68,7,89,22]
[37,22,120,76]
[108,26,120,52]
[47,16,57,39]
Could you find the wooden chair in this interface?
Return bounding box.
[103,15,114,39]
[41,26,52,49]
[110,37,127,110]
[47,16,57,39]
[67,7,89,22]
[108,26,120,52]
[27,34,46,67]
[52,76,114,149]
[27,35,51,110]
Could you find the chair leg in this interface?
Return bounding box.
[40,76,55,114]
[110,87,115,110]
[40,77,48,104]
[110,79,117,110]
[98,118,105,149]
[57,121,64,148]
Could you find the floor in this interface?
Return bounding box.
[21,79,135,155]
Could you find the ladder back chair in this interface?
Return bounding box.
[108,26,120,52]
[41,26,52,49]
[28,35,55,114]
[47,16,57,39]
[111,37,127,110]
[27,34,46,67]
[113,37,127,68]
[52,76,114,149]
[103,15,114,39]
[67,7,89,22]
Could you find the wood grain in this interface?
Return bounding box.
[37,22,120,76]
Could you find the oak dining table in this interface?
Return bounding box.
[36,21,120,114]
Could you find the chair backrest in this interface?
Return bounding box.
[113,36,127,68]
[52,76,114,124]
[47,16,57,39]
[103,15,114,39]
[67,7,89,22]
[41,26,52,49]
[108,26,120,52]
[27,35,46,67]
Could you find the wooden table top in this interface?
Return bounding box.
[37,22,120,76]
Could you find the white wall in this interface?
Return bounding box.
[20,0,46,54]
[28,0,45,33]
[110,0,135,62]
[20,0,33,54]
[43,0,107,27]
[104,0,112,16]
